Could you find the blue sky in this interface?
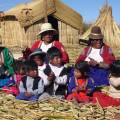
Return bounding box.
[0,0,120,24]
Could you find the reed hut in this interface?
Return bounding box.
[0,0,83,55]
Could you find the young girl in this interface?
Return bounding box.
[12,60,26,85]
[1,60,25,96]
[16,60,44,101]
[67,61,95,103]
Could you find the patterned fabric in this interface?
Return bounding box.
[92,91,120,107]
[2,86,19,96]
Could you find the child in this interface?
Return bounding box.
[109,60,120,98]
[1,60,25,96]
[92,60,120,107]
[29,48,52,86]
[16,60,44,101]
[66,61,95,103]
[46,47,68,96]
[12,60,26,85]
[0,47,14,87]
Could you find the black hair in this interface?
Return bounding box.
[110,60,120,77]
[12,60,25,74]
[23,60,38,73]
[75,61,89,77]
[0,47,5,53]
[47,47,62,60]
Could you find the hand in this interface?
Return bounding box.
[78,86,86,91]
[86,89,92,95]
[88,58,98,66]
[25,92,32,97]
[5,70,9,76]
[47,72,55,81]
[72,88,78,93]
[99,62,109,68]
[72,86,85,93]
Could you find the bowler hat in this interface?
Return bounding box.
[89,26,103,39]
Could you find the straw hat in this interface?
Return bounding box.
[89,26,103,39]
[38,23,57,35]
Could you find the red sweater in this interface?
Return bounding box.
[31,40,69,63]
[76,44,115,64]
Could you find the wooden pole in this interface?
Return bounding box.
[44,0,48,23]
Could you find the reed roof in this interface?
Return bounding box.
[5,0,83,30]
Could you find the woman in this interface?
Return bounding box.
[0,47,14,87]
[76,26,115,87]
[31,23,69,64]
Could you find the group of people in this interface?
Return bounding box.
[0,22,120,107]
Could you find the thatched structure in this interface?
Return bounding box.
[80,3,120,48]
[0,0,83,52]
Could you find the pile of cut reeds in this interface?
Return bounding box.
[0,93,120,120]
